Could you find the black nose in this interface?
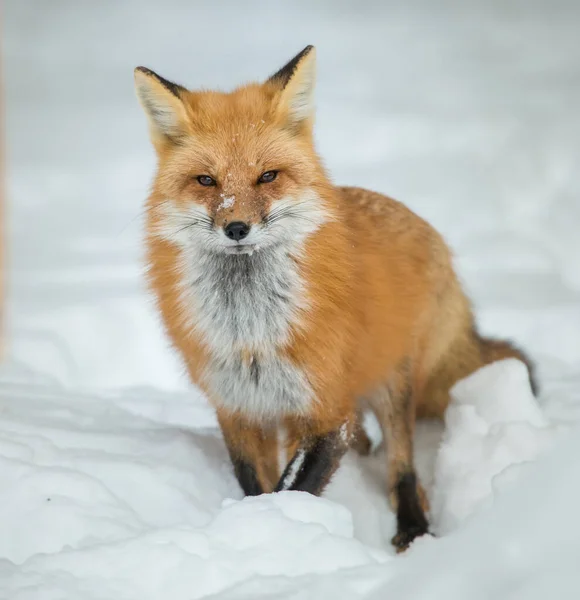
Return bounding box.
[224,221,250,241]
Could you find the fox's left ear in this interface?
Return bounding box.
[134,67,189,144]
[267,45,316,131]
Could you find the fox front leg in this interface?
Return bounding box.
[274,421,352,495]
[217,409,279,496]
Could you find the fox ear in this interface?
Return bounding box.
[267,45,316,130]
[134,67,189,143]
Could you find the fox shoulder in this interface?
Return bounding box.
[338,186,445,246]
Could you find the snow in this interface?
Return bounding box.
[218,195,236,211]
[3,0,580,598]
[1,360,579,598]
[431,359,557,535]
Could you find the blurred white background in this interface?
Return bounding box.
[3,0,580,392]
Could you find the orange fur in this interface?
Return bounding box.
[135,46,537,550]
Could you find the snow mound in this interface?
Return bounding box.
[2,357,578,598]
[2,491,387,599]
[0,367,390,599]
[432,359,561,534]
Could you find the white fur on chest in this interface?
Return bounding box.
[207,353,313,420]
[179,246,313,419]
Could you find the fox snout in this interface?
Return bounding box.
[214,198,265,248]
[224,221,250,241]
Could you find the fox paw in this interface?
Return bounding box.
[391,525,431,553]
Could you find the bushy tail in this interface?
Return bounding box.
[477,334,539,396]
[416,327,539,421]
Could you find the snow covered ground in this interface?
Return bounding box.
[2,0,580,597]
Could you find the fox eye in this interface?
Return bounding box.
[258,170,278,184]
[197,175,216,187]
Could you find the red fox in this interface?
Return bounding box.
[134,46,537,551]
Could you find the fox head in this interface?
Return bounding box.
[135,45,333,255]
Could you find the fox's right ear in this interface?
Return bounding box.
[134,67,189,143]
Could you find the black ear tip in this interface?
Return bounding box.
[267,45,316,87]
[134,67,186,98]
[135,66,154,77]
[296,45,315,61]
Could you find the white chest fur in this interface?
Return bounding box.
[179,247,313,419]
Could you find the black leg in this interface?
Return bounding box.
[391,471,430,551]
[369,364,431,552]
[274,429,348,495]
[217,409,278,496]
[231,455,263,496]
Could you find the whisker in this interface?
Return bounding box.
[173,223,195,236]
[172,219,214,237]
[267,200,313,218]
[118,199,175,236]
[265,200,320,223]
[265,208,320,226]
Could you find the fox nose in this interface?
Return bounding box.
[224,221,250,241]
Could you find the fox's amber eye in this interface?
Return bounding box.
[258,170,278,184]
[197,175,216,187]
